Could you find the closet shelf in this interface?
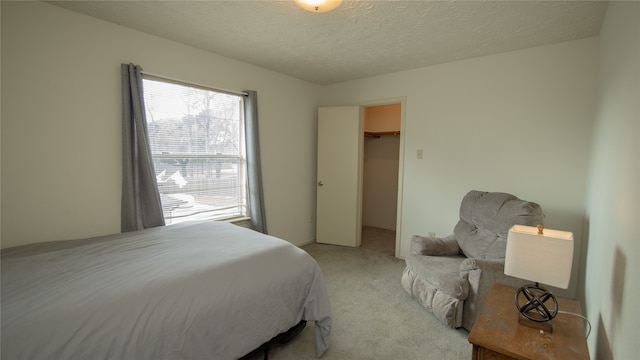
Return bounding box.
[364,131,400,138]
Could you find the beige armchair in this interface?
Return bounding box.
[401,190,544,330]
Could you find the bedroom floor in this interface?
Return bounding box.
[242,226,472,359]
[359,226,395,255]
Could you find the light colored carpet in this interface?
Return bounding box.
[246,227,472,359]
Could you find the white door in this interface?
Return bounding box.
[316,106,363,247]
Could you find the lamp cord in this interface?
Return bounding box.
[558,310,592,338]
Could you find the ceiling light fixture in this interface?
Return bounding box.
[294,0,342,13]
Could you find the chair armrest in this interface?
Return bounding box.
[410,234,459,256]
[458,257,528,331]
[459,258,505,279]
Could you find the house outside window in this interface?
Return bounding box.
[142,77,248,224]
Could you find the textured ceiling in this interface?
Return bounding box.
[48,0,609,85]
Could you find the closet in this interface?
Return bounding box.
[361,104,400,249]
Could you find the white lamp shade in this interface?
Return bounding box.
[504,225,574,289]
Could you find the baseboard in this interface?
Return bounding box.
[361,224,397,231]
[295,238,316,247]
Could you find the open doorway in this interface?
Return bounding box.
[360,104,401,256]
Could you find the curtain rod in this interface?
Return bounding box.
[141,71,248,96]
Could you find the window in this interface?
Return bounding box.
[142,77,248,224]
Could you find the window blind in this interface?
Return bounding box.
[142,78,248,223]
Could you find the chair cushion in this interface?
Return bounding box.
[404,254,469,300]
[454,191,544,259]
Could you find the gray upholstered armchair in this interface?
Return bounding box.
[401,190,545,330]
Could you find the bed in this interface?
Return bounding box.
[1,221,331,359]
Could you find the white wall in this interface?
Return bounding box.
[1,1,321,248]
[321,38,599,298]
[583,2,640,358]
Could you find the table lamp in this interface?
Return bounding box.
[504,224,574,332]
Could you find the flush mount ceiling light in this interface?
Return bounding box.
[294,0,343,13]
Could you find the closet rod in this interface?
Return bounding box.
[141,71,248,97]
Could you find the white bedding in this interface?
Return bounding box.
[1,221,331,359]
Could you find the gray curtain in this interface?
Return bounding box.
[244,90,267,234]
[121,63,165,232]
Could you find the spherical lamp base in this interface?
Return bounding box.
[514,283,558,332]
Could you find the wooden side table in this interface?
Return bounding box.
[468,283,589,359]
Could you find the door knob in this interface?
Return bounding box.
[318,181,324,187]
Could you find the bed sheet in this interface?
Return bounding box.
[1,221,331,359]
